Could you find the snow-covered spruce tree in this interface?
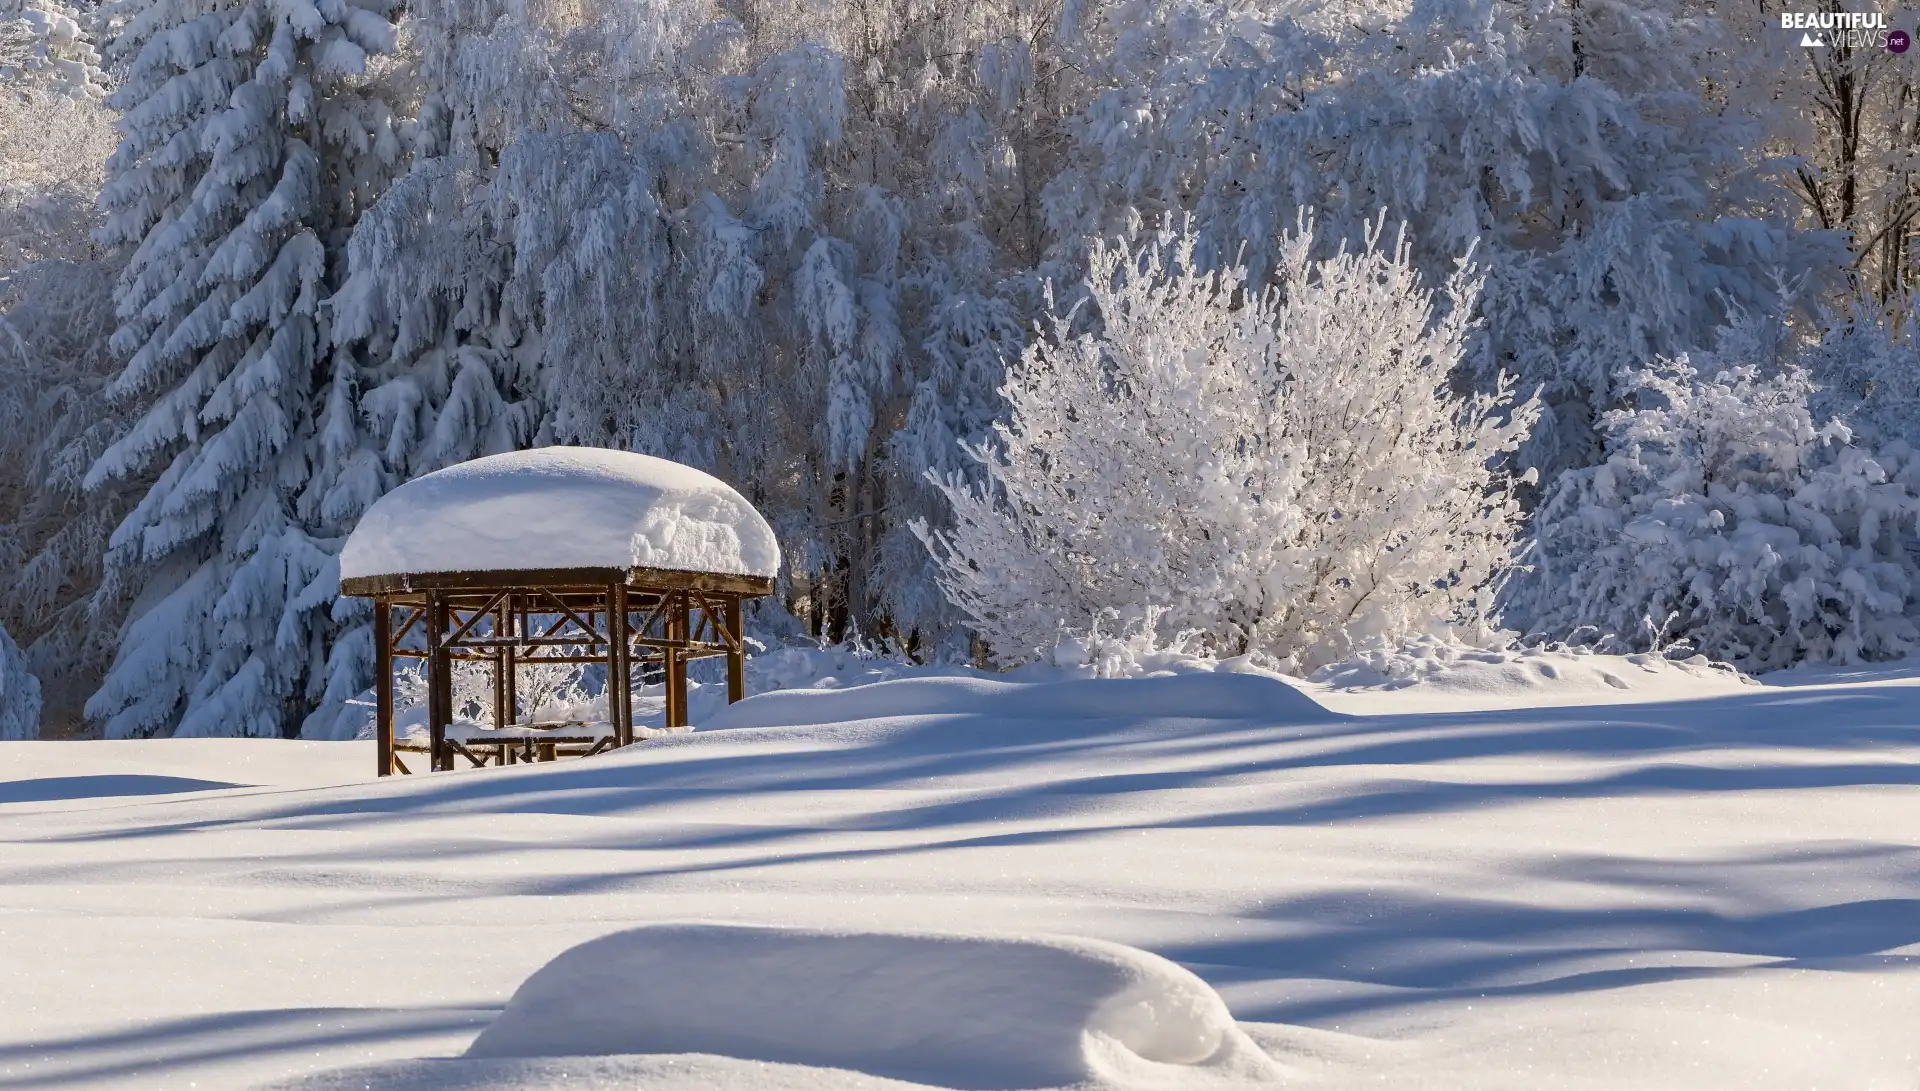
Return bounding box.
[0,619,41,740]
[0,6,128,735]
[299,0,557,736]
[1516,335,1920,670]
[1060,0,1840,481]
[81,0,402,737]
[916,221,1538,670]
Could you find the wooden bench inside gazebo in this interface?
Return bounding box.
[338,448,779,776]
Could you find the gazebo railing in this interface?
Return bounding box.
[349,567,770,776]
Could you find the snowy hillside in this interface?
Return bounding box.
[1,663,1916,1089]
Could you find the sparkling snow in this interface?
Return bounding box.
[1,659,1917,1089]
[338,448,781,580]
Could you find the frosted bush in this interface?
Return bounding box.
[1038,609,1216,680]
[0,0,105,99]
[1804,300,1920,451]
[917,220,1538,671]
[1516,355,1920,669]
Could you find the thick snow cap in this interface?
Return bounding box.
[339,448,780,580]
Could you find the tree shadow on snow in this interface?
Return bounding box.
[1174,882,1920,1025]
[0,774,247,804]
[12,676,1920,1036]
[0,1005,494,1089]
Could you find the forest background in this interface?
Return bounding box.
[5,0,1920,739]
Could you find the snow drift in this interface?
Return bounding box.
[339,448,781,580]
[462,924,1283,1089]
[700,671,1341,731]
[1301,637,1754,712]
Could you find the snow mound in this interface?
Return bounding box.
[700,671,1339,731]
[339,448,780,580]
[463,924,1281,1089]
[1303,637,1755,712]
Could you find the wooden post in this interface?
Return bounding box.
[610,582,632,747]
[501,593,517,729]
[664,591,688,729]
[427,589,451,773]
[491,598,510,734]
[725,596,746,704]
[374,597,394,776]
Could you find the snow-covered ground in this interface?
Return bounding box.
[1,656,1917,1089]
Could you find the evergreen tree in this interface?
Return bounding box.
[0,0,126,735]
[0,619,40,740]
[83,0,401,737]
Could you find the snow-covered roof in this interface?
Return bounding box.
[339,448,780,581]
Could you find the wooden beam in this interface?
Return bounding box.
[500,593,517,737]
[530,588,606,645]
[726,597,746,704]
[665,591,688,729]
[443,590,509,645]
[392,607,425,646]
[341,566,775,599]
[374,598,394,776]
[446,738,490,769]
[427,589,452,773]
[610,582,633,748]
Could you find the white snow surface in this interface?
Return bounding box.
[338,448,781,580]
[3,656,1919,1089]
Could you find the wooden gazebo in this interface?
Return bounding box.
[337,448,779,776]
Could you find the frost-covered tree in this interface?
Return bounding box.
[321,0,1074,679]
[1061,0,1841,479]
[0,619,41,740]
[82,0,402,737]
[1717,1,1920,304]
[918,222,1538,669]
[0,10,127,735]
[27,0,1879,727]
[1516,337,1920,669]
[1803,298,1920,451]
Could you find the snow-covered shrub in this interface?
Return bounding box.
[1036,609,1217,680]
[0,73,115,272]
[917,221,1539,670]
[1517,355,1920,669]
[0,0,105,99]
[1804,300,1920,452]
[0,620,42,739]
